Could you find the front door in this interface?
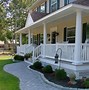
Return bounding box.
[51,31,56,44]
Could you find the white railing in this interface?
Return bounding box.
[25,44,33,54]
[17,46,20,55]
[81,44,89,62]
[42,44,89,63]
[57,44,75,62]
[43,44,75,62]
[17,44,33,56]
[33,44,42,60]
[17,43,89,63]
[45,44,56,58]
[18,45,26,56]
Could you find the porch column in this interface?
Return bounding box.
[20,33,22,46]
[74,10,82,65]
[43,23,47,57]
[28,30,31,45]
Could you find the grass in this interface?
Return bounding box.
[0,55,20,90]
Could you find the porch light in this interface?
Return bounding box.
[54,48,62,68]
[47,34,50,37]
[55,53,59,63]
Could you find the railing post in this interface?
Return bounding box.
[56,43,58,52]
[32,47,35,63]
[40,44,43,57]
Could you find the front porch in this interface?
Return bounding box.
[17,43,89,79]
[16,4,89,79]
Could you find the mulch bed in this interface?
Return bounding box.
[30,66,87,89]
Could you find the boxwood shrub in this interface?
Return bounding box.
[32,61,42,69]
[42,65,53,73]
[14,55,24,61]
[55,69,67,80]
[82,79,89,88]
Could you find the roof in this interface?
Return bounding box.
[31,0,89,22]
[73,0,89,6]
[31,11,49,22]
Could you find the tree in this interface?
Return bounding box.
[0,0,36,47]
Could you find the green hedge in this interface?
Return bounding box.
[82,79,89,88]
[32,61,42,69]
[42,65,53,73]
[55,69,67,80]
[14,55,24,61]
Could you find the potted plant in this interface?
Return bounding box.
[24,53,29,60]
[68,73,76,85]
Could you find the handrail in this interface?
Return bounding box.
[33,44,42,61]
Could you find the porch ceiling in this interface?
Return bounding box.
[16,4,89,34]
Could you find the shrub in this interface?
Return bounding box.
[24,53,29,60]
[55,69,67,80]
[42,65,53,73]
[24,52,32,60]
[33,61,42,69]
[82,79,89,88]
[14,55,24,61]
[69,73,76,81]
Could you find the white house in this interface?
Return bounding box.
[15,0,89,79]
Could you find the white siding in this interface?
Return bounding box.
[25,12,34,27]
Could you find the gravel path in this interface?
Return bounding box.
[4,62,62,90]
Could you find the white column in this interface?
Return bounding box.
[28,30,31,45]
[74,10,82,65]
[43,23,47,44]
[43,23,47,57]
[20,33,22,46]
[47,0,49,13]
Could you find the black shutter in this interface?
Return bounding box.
[49,0,51,13]
[45,1,47,13]
[37,7,40,12]
[82,23,87,43]
[64,27,67,41]
[57,0,60,9]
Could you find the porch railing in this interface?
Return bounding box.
[17,44,33,56]
[81,44,89,62]
[43,44,75,62]
[42,44,89,63]
[17,43,89,63]
[33,44,42,61]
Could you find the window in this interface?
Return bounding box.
[50,0,59,12]
[86,25,89,39]
[66,27,75,43]
[36,2,47,13]
[40,3,46,13]
[64,0,76,6]
[69,0,76,3]
[64,0,69,5]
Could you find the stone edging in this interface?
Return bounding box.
[27,65,88,90]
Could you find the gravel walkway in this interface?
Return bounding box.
[4,62,62,90]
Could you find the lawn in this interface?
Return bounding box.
[0,55,20,90]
